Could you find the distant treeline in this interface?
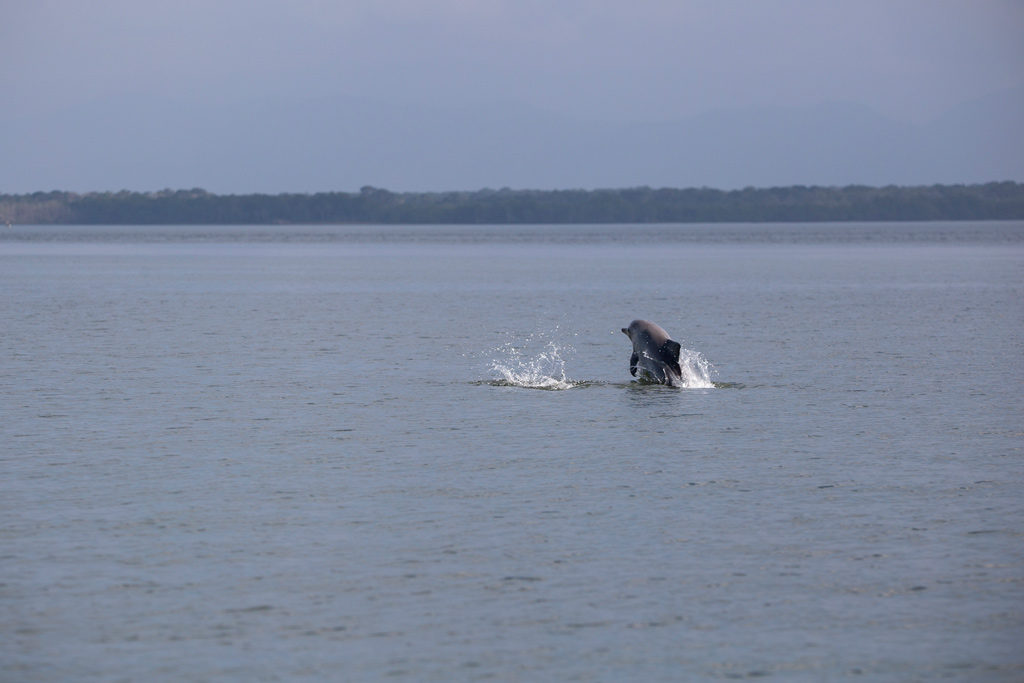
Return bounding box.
[3,182,1023,224]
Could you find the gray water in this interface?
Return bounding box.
[2,222,1022,681]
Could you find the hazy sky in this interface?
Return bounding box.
[6,0,1022,119]
[2,1,1022,191]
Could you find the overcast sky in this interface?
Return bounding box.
[2,1,1022,191]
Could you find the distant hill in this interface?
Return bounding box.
[3,183,1023,225]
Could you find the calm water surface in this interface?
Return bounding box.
[2,222,1023,681]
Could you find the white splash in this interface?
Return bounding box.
[483,330,715,390]
[490,337,578,390]
[676,347,715,388]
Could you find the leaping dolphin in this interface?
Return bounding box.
[621,319,683,386]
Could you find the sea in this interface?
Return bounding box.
[2,221,1022,681]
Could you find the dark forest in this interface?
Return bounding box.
[3,182,1022,225]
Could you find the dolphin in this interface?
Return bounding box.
[621,319,683,386]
